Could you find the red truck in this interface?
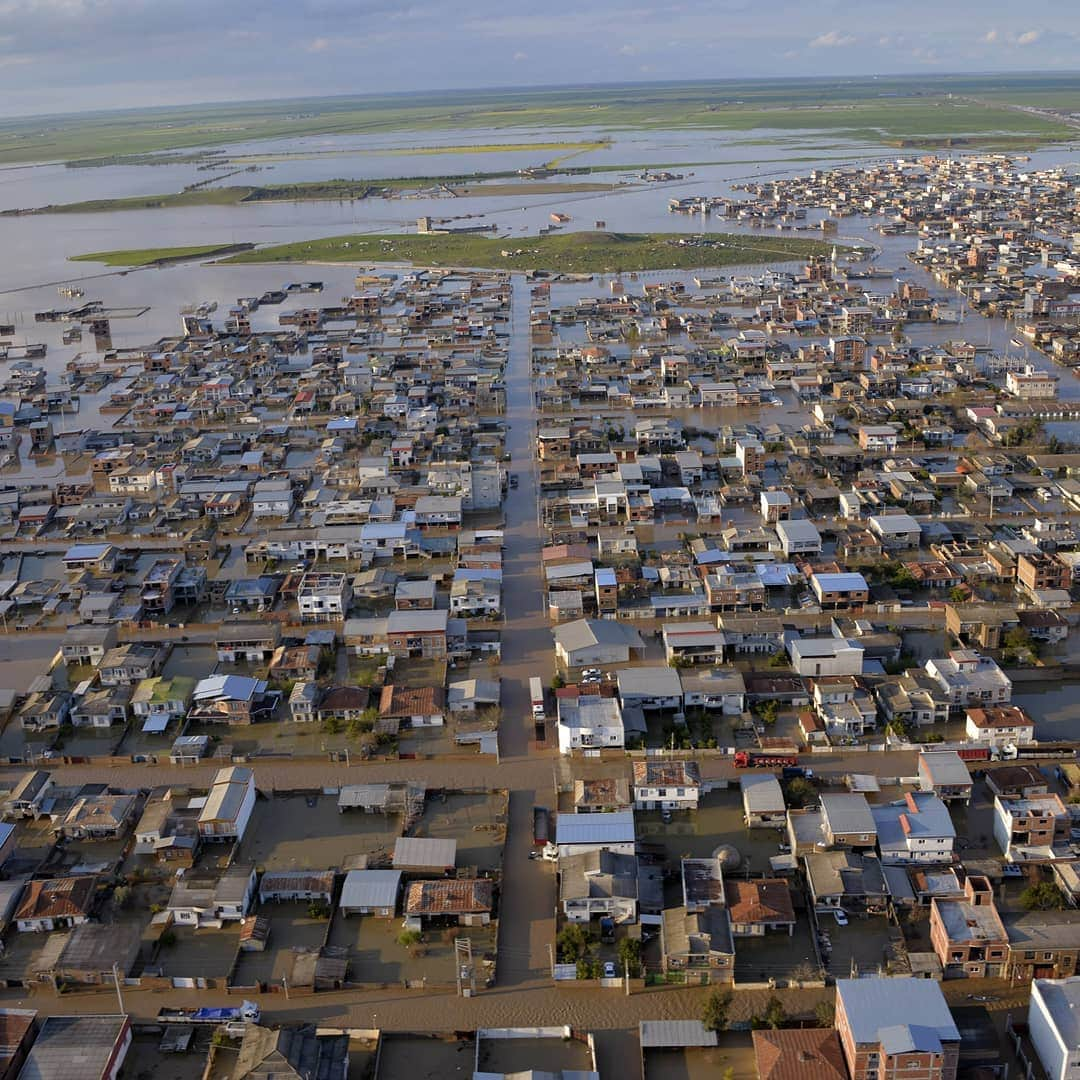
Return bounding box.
[734,750,799,768]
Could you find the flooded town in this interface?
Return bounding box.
[1,55,1080,1080]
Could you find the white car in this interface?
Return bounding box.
[833,910,849,926]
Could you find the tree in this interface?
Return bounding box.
[307,902,330,920]
[1020,882,1067,911]
[1003,627,1033,653]
[397,929,422,948]
[767,651,789,669]
[785,776,816,809]
[617,936,642,978]
[814,1000,836,1028]
[948,586,967,604]
[557,923,590,962]
[702,988,733,1033]
[762,995,788,1029]
[111,885,132,911]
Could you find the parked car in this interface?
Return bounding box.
[603,961,617,978]
[833,909,849,926]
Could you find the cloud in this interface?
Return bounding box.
[1015,28,1041,45]
[305,36,330,52]
[512,50,527,60]
[618,43,639,56]
[982,28,998,43]
[809,30,856,48]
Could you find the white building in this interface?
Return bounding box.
[557,695,625,754]
[925,651,1012,708]
[775,518,822,558]
[1028,978,1080,1080]
[872,791,955,865]
[788,637,864,678]
[297,571,352,622]
[197,766,256,842]
[964,705,1034,747]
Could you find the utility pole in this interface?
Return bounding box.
[624,956,630,996]
[112,962,125,1014]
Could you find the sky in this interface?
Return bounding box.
[0,0,1076,117]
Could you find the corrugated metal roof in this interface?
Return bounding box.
[339,870,402,911]
[393,836,457,869]
[556,810,635,845]
[639,1020,718,1048]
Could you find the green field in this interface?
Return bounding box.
[0,75,1075,166]
[70,244,252,266]
[211,229,844,273]
[10,173,624,215]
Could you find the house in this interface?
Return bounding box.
[924,651,1012,710]
[233,1023,349,1080]
[662,623,728,666]
[820,793,877,849]
[560,849,641,924]
[632,761,701,811]
[753,1029,848,1080]
[215,624,281,664]
[804,850,888,913]
[809,572,870,609]
[918,751,974,803]
[741,774,786,829]
[835,978,960,1080]
[929,875,1008,978]
[60,624,118,668]
[403,879,492,927]
[985,765,1049,799]
[393,837,457,874]
[56,793,136,840]
[680,668,746,714]
[557,694,625,754]
[446,677,500,715]
[190,674,271,725]
[965,705,1035,747]
[723,878,796,936]
[97,643,166,686]
[394,578,437,610]
[19,1015,131,1080]
[315,686,370,726]
[554,618,646,668]
[169,734,209,766]
[168,864,257,925]
[573,777,632,813]
[53,922,143,985]
[339,869,402,917]
[661,904,735,980]
[258,871,335,905]
[4,771,53,817]
[14,876,96,932]
[0,1008,36,1079]
[386,609,448,659]
[1028,978,1080,1080]
[868,513,922,549]
[70,685,130,728]
[62,543,118,575]
[776,519,822,558]
[872,791,956,865]
[131,675,195,727]
[1005,912,1080,981]
[297,571,352,622]
[378,685,445,728]
[788,636,864,678]
[945,602,1019,650]
[17,692,71,733]
[197,765,256,842]
[556,811,636,859]
[993,793,1070,861]
[617,667,683,712]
